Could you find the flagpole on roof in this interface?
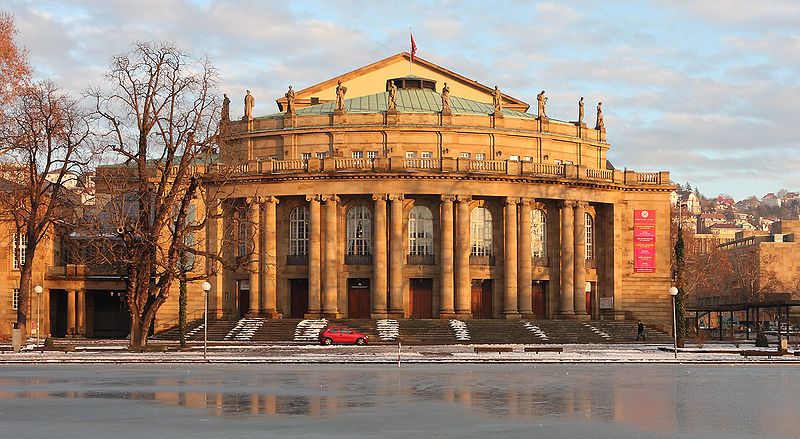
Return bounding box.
[409,27,415,76]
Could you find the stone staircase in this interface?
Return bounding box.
[397,319,461,345]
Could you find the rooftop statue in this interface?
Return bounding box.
[492,85,502,113]
[537,90,547,119]
[578,97,584,125]
[221,93,230,122]
[441,82,451,113]
[244,90,255,121]
[387,81,397,111]
[595,101,604,130]
[335,80,348,111]
[285,85,296,114]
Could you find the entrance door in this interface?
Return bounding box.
[237,280,250,319]
[533,281,547,319]
[91,291,131,338]
[50,290,67,337]
[410,278,433,319]
[470,279,493,319]
[347,278,371,318]
[290,279,309,318]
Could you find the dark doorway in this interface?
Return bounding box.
[347,278,371,318]
[290,279,309,318]
[91,291,130,338]
[49,290,67,337]
[410,278,433,319]
[470,279,493,319]
[237,280,250,319]
[533,281,547,319]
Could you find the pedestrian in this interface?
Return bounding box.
[636,320,645,341]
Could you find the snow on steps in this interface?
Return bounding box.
[223,318,264,341]
[583,323,612,340]
[376,319,399,341]
[186,324,204,339]
[522,321,549,341]
[449,320,470,341]
[294,319,328,342]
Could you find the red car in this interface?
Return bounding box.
[319,326,369,346]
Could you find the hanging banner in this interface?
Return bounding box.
[633,209,656,273]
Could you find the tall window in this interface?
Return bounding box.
[13,233,26,270]
[585,212,594,259]
[346,205,372,255]
[289,206,309,256]
[408,206,434,255]
[470,207,493,256]
[12,288,19,310]
[531,209,547,258]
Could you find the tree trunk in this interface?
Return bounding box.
[179,275,187,348]
[16,265,32,338]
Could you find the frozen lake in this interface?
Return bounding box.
[0,363,797,438]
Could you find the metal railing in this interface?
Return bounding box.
[345,253,373,265]
[286,254,308,265]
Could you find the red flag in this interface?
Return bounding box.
[410,32,417,63]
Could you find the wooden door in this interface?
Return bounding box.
[290,279,309,318]
[410,278,433,319]
[237,282,249,319]
[347,278,371,318]
[471,280,493,319]
[533,281,546,319]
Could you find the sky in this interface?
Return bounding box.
[4,0,800,200]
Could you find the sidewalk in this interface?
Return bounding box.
[1,342,798,364]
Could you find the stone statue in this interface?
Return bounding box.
[537,90,546,119]
[578,97,584,125]
[335,80,347,111]
[441,82,451,113]
[595,101,604,130]
[221,93,230,122]
[244,90,255,121]
[492,85,502,113]
[387,81,397,111]
[285,85,296,114]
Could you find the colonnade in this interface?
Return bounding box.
[231,194,595,319]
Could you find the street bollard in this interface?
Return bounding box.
[11,323,21,353]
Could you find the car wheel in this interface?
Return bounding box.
[323,337,333,346]
[356,337,365,346]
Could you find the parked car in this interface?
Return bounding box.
[319,326,369,346]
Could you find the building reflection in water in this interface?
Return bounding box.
[0,365,797,437]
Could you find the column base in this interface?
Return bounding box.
[455,312,472,320]
[501,311,521,320]
[370,312,389,319]
[519,313,536,320]
[322,312,342,319]
[304,310,322,319]
[438,311,456,319]
[386,311,405,319]
[245,312,263,318]
[572,312,590,321]
[557,310,575,319]
[261,310,283,319]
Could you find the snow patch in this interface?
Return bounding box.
[376,319,399,341]
[449,320,470,341]
[583,323,612,340]
[186,324,204,339]
[522,322,549,341]
[294,319,328,342]
[224,318,264,341]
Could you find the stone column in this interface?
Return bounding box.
[372,194,388,318]
[262,196,281,318]
[67,289,76,336]
[503,197,520,319]
[322,195,340,317]
[77,289,85,336]
[247,197,261,317]
[306,195,322,317]
[455,195,472,318]
[518,198,534,317]
[559,200,575,317]
[388,194,405,317]
[439,195,456,318]
[208,197,224,318]
[573,201,588,318]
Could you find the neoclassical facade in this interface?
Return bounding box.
[205,53,676,325]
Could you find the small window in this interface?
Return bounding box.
[523,156,532,162]
[310,97,320,105]
[405,151,417,158]
[352,151,364,159]
[421,151,433,159]
[12,288,19,310]
[509,155,519,161]
[475,153,485,161]
[317,152,328,159]
[554,159,562,164]
[459,152,470,159]
[301,153,311,161]
[367,150,378,159]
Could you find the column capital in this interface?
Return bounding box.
[305,194,322,203]
[245,196,262,205]
[262,195,279,204]
[387,193,405,202]
[504,196,519,206]
[561,200,577,209]
[574,200,589,209]
[455,194,472,203]
[440,194,456,203]
[320,194,340,203]
[519,197,536,206]
[372,194,387,202]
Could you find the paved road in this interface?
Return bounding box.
[0,363,797,438]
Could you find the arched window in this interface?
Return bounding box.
[289,206,309,256]
[585,212,594,259]
[346,205,372,255]
[470,206,493,256]
[408,206,434,255]
[531,209,547,258]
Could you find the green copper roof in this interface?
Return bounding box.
[259,89,536,119]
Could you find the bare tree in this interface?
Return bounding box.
[88,41,224,349]
[0,11,31,156]
[0,81,90,337]
[724,249,781,303]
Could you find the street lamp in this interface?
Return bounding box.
[201,281,212,361]
[34,285,43,346]
[669,286,679,359]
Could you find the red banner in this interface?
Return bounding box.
[634,209,656,273]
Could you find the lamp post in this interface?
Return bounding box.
[34,285,43,346]
[201,281,211,361]
[669,286,679,359]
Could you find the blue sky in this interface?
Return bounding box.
[5,0,800,199]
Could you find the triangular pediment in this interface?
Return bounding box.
[275,52,529,112]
